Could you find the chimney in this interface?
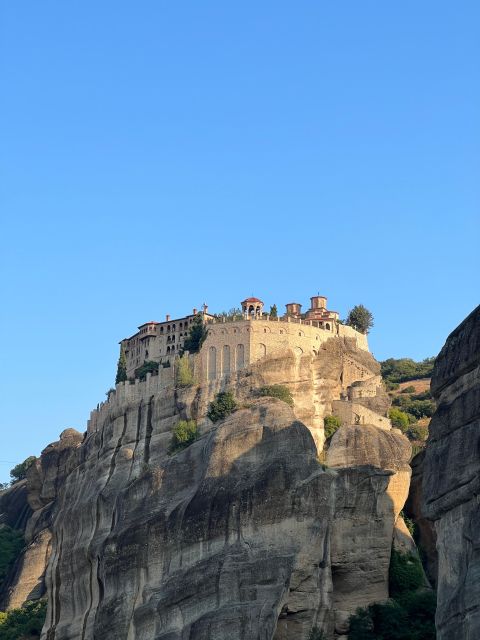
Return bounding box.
[166,314,171,321]
[193,308,197,315]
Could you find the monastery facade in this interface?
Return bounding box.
[120,295,368,379]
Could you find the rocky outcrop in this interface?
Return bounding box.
[423,304,480,640]
[0,429,83,610]
[3,335,413,639]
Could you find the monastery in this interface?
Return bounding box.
[120,294,367,379]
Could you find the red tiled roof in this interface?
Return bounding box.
[242,297,263,303]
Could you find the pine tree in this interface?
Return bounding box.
[115,345,128,384]
[345,305,374,334]
[270,304,278,318]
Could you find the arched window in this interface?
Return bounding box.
[236,344,245,370]
[208,346,217,380]
[257,343,266,359]
[222,345,231,375]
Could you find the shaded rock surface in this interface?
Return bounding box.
[2,336,413,639]
[423,304,480,640]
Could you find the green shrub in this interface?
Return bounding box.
[9,456,36,483]
[401,385,416,394]
[0,599,47,639]
[381,358,435,384]
[257,385,294,407]
[183,314,207,353]
[176,355,195,387]
[207,391,237,423]
[389,408,410,431]
[134,360,159,380]
[0,526,24,586]
[389,549,424,598]
[169,420,198,453]
[392,396,435,419]
[400,510,416,537]
[407,423,429,442]
[324,415,342,440]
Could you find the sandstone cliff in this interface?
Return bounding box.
[2,335,413,639]
[423,304,480,640]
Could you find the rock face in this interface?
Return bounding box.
[0,429,84,610]
[3,334,413,639]
[423,305,480,640]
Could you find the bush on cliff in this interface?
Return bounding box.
[257,385,294,407]
[169,420,198,453]
[389,408,410,432]
[349,549,435,640]
[324,415,342,440]
[176,355,195,387]
[9,456,36,483]
[0,526,24,586]
[0,599,47,639]
[207,391,237,423]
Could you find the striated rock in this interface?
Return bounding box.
[423,305,480,640]
[0,429,83,610]
[1,335,414,639]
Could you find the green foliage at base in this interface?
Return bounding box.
[9,457,36,484]
[381,358,435,384]
[0,600,47,639]
[169,420,198,453]
[389,549,424,597]
[392,395,435,420]
[134,360,159,380]
[324,415,342,440]
[389,408,410,432]
[0,527,24,586]
[348,549,435,640]
[207,391,237,423]
[176,355,195,387]
[257,385,294,407]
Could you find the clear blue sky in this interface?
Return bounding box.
[1,1,478,481]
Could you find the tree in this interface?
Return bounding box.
[269,304,278,318]
[183,314,207,354]
[9,456,36,483]
[345,305,374,334]
[115,345,128,384]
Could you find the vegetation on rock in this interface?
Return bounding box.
[0,600,47,639]
[345,304,374,334]
[0,526,24,586]
[257,385,294,407]
[169,420,198,453]
[183,314,207,353]
[381,358,435,384]
[349,548,435,640]
[9,457,36,483]
[115,345,128,384]
[324,415,342,440]
[207,391,237,423]
[307,627,326,640]
[134,360,159,380]
[269,304,278,318]
[389,408,410,432]
[176,355,195,387]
